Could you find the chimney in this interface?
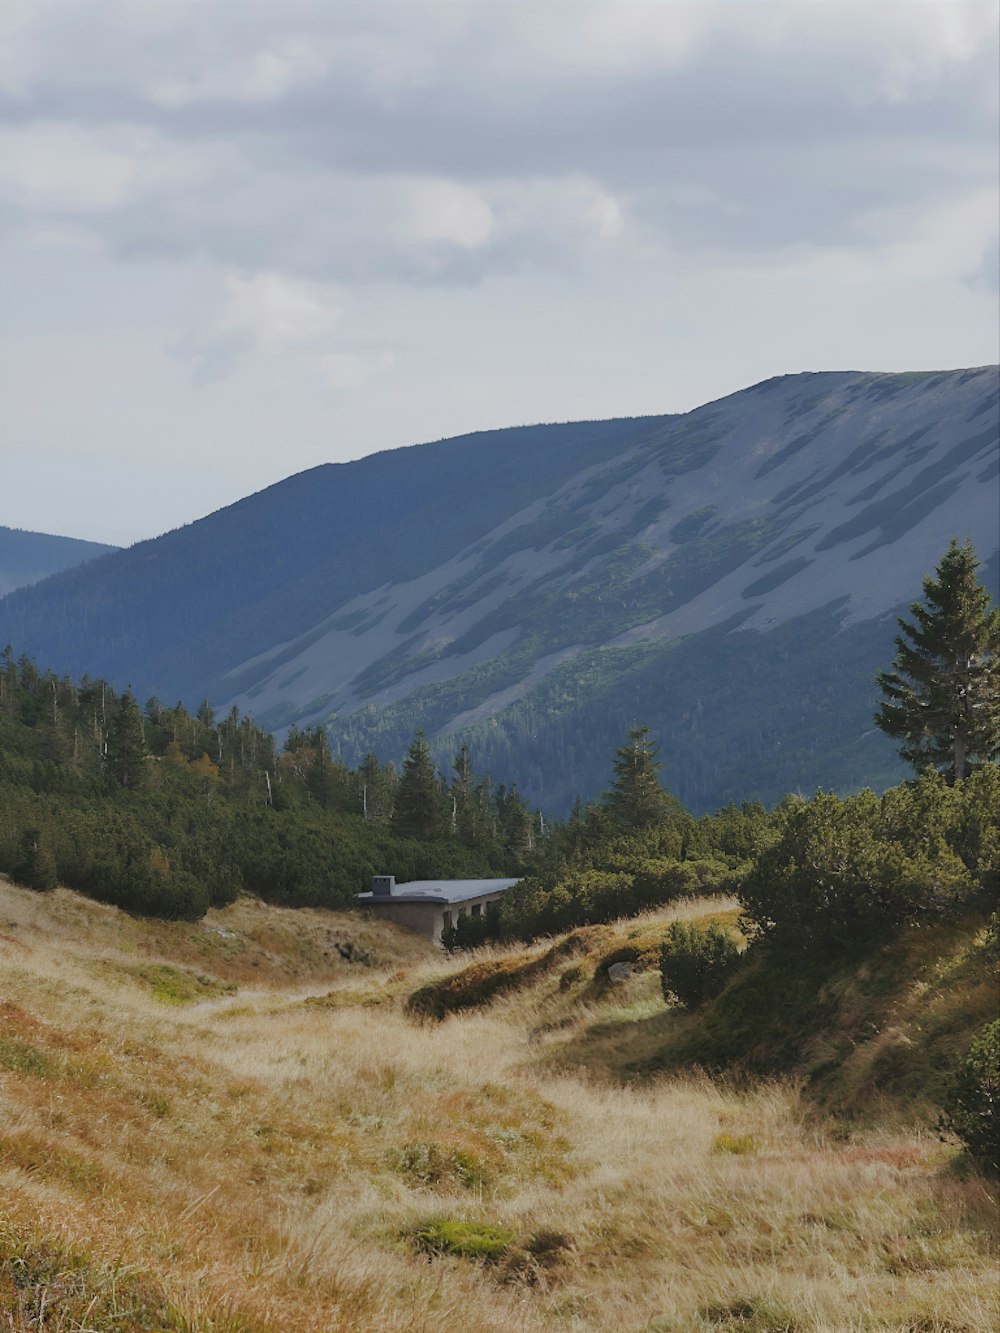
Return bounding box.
[372,875,395,897]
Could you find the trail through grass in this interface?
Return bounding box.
[1,878,997,1332]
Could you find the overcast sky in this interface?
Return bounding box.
[1,0,997,546]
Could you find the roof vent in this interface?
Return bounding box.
[372,875,395,897]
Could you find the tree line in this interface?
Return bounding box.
[0,537,996,942]
[0,655,557,918]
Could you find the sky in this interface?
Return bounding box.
[1,0,997,547]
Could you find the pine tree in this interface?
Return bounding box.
[451,743,484,847]
[495,783,533,860]
[393,732,446,840]
[603,725,669,829]
[876,539,1000,781]
[105,690,148,788]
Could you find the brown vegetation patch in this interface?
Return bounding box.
[407,950,555,1019]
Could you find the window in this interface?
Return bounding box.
[471,903,482,918]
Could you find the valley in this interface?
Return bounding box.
[1,877,996,1333]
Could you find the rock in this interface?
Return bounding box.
[607,961,634,984]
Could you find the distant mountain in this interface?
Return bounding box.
[0,526,118,599]
[1,368,997,813]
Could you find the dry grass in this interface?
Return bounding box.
[1,876,997,1332]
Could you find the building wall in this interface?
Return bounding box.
[366,892,506,944]
[367,899,445,941]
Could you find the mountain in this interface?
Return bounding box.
[1,367,996,814]
[0,526,118,598]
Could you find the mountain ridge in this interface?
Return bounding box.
[0,525,118,599]
[1,367,996,813]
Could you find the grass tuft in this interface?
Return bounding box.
[712,1133,758,1156]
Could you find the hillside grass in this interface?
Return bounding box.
[1,877,997,1332]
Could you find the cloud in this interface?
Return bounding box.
[220,270,342,346]
[171,269,343,383]
[0,121,220,213]
[149,38,336,109]
[0,2,993,282]
[967,235,1000,296]
[0,1,995,545]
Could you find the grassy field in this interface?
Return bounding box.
[1,877,997,1332]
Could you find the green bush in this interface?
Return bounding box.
[977,912,1000,968]
[659,921,742,1009]
[740,785,974,950]
[941,1020,1000,1173]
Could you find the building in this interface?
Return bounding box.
[357,875,521,944]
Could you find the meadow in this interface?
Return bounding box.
[1,876,997,1333]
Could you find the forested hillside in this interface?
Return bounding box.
[0,653,524,919]
[1,367,996,813]
[0,526,117,598]
[0,650,763,927]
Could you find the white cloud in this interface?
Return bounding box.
[0,123,136,212]
[0,121,229,215]
[400,178,494,250]
[220,270,342,347]
[171,270,344,383]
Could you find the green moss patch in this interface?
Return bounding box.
[118,963,238,1005]
[406,1218,515,1262]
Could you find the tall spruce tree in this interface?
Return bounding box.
[393,732,446,840]
[451,743,484,848]
[105,690,148,788]
[495,783,533,860]
[603,725,669,829]
[875,538,1000,781]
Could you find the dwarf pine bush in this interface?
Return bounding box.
[659,920,741,1009]
[941,1020,1000,1173]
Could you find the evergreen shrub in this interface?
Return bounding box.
[941,1020,1000,1173]
[740,782,976,950]
[659,920,741,1009]
[13,828,58,891]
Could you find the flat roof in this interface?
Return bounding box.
[357,877,521,906]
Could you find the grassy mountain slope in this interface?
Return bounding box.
[0,526,117,598]
[1,367,996,813]
[1,876,997,1333]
